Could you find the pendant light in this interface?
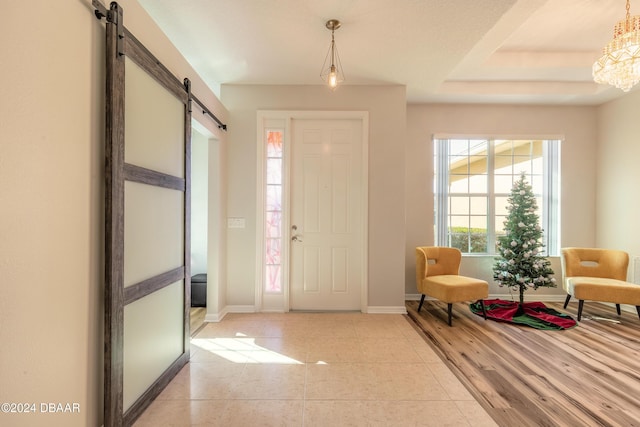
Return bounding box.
[320,19,345,89]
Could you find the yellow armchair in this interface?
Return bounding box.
[415,246,488,326]
[561,247,640,321]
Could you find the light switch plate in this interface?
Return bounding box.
[227,217,246,228]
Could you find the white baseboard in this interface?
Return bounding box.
[206,305,408,319]
[406,293,638,314]
[366,306,408,314]
[204,311,226,323]
[225,305,257,313]
[405,293,568,303]
[204,305,256,322]
[576,301,638,314]
[489,294,568,303]
[202,298,636,321]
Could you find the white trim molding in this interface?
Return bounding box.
[256,110,369,313]
[366,306,408,314]
[204,305,256,323]
[406,293,568,303]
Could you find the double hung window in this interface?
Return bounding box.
[434,138,560,255]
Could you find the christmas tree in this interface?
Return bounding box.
[493,173,556,313]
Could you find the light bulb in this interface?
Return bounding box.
[328,65,337,88]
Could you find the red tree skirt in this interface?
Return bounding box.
[470,299,577,330]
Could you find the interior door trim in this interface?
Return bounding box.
[255,110,369,313]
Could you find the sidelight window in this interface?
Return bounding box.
[265,130,284,292]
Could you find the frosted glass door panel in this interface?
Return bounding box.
[124,57,184,178]
[123,281,184,411]
[124,181,184,287]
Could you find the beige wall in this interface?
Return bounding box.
[205,134,228,318]
[191,130,209,275]
[220,85,407,310]
[0,1,226,426]
[406,103,598,298]
[596,90,640,272]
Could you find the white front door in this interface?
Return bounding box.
[289,119,364,310]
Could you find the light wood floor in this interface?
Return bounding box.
[190,307,206,337]
[406,300,640,427]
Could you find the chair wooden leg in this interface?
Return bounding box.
[563,294,571,309]
[577,300,584,321]
[616,304,621,315]
[418,295,425,312]
[447,303,453,326]
[636,306,640,320]
[479,299,487,320]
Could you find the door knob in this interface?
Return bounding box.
[291,234,303,242]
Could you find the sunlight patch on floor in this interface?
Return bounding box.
[191,337,303,364]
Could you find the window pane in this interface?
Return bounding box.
[267,131,282,157]
[494,159,512,175]
[450,215,469,228]
[494,175,513,193]
[495,140,513,156]
[495,196,509,216]
[469,175,487,193]
[449,233,469,253]
[469,233,487,253]
[449,139,469,155]
[266,158,282,184]
[532,157,543,174]
[449,155,468,173]
[469,140,488,154]
[469,156,487,174]
[265,265,281,293]
[469,215,487,229]
[266,185,281,211]
[532,140,543,155]
[450,176,469,192]
[515,140,532,155]
[450,197,470,215]
[530,175,543,193]
[266,238,281,265]
[469,197,487,215]
[513,157,532,174]
[265,211,281,238]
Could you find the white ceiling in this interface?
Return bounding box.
[138,0,640,106]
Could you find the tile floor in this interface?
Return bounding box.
[134,312,497,426]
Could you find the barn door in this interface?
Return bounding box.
[100,2,191,425]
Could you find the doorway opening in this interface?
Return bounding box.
[190,120,223,332]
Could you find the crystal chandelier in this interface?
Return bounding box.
[593,0,640,92]
[320,19,345,90]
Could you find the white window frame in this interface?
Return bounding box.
[434,137,560,256]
